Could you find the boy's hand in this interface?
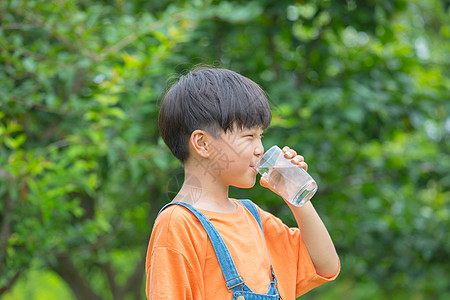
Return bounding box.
[281,146,308,171]
[260,146,308,191]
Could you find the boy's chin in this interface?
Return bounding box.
[232,179,257,189]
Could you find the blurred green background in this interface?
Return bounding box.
[1,0,449,299]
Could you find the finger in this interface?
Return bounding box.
[291,155,305,165]
[260,177,283,197]
[283,147,297,158]
[260,177,269,187]
[299,161,308,171]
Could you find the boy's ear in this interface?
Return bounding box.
[190,130,212,158]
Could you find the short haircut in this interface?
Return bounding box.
[158,67,272,163]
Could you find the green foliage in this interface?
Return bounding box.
[1,0,449,299]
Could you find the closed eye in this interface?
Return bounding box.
[244,132,264,138]
[246,134,263,138]
[246,134,264,138]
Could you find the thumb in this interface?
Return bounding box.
[260,177,285,198]
[259,176,269,188]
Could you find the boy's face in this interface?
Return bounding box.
[206,126,264,188]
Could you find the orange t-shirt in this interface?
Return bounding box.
[145,199,339,299]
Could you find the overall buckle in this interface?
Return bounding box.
[226,275,245,290]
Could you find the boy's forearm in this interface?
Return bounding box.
[288,201,339,278]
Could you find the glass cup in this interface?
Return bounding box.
[256,145,318,207]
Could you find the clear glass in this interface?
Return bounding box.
[256,145,318,207]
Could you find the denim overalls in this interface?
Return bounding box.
[158,199,280,299]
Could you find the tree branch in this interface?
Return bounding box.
[0,168,13,180]
[50,254,103,300]
[0,271,21,297]
[0,191,14,272]
[117,254,146,300]
[101,261,119,300]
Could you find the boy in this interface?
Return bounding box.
[146,68,339,299]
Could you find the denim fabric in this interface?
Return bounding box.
[158,200,280,299]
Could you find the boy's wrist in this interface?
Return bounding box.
[286,200,314,213]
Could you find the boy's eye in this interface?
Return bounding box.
[245,134,263,138]
[244,133,263,138]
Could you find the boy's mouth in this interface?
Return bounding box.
[251,160,261,171]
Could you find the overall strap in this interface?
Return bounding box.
[157,202,245,291]
[238,199,277,284]
[237,199,263,232]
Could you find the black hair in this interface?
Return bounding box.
[158,67,271,163]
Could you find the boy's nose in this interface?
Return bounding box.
[254,140,264,157]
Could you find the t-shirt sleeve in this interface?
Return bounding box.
[256,206,340,297]
[146,207,205,300]
[146,246,203,300]
[293,226,340,296]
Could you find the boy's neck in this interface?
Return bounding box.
[172,169,236,213]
